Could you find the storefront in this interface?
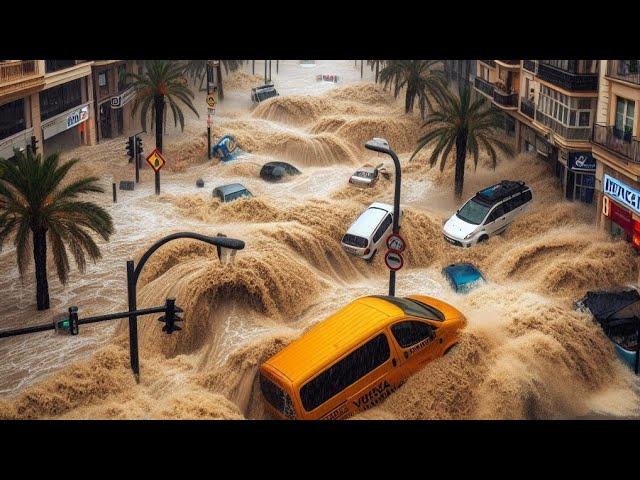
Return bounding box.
[41,102,91,152]
[565,151,596,205]
[601,173,640,250]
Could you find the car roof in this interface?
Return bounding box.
[474,180,529,205]
[264,296,404,383]
[262,161,299,171]
[442,263,484,288]
[215,183,248,195]
[346,204,392,237]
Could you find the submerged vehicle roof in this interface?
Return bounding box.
[346,203,393,237]
[214,183,249,196]
[474,180,529,205]
[261,161,300,172]
[263,295,458,383]
[578,289,640,321]
[442,263,485,290]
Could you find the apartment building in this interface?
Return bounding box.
[0,60,96,159]
[591,60,640,249]
[92,60,143,141]
[474,60,599,208]
[443,60,476,87]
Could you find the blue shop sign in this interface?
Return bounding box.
[568,151,596,171]
[604,174,640,215]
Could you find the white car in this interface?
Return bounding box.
[341,202,403,262]
[443,180,533,247]
[349,163,388,188]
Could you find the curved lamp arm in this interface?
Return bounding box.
[365,139,402,233]
[133,232,245,284]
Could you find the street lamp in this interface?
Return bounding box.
[125,232,245,381]
[364,138,402,297]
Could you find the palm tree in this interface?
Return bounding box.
[184,60,247,101]
[128,60,199,153]
[216,60,247,101]
[379,60,446,118]
[0,149,114,310]
[410,83,515,199]
[367,60,385,83]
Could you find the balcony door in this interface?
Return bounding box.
[615,96,635,139]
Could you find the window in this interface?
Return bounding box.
[574,173,595,205]
[259,373,295,418]
[0,98,26,139]
[486,204,505,223]
[391,321,435,349]
[300,333,390,412]
[503,195,521,213]
[372,296,445,321]
[98,70,110,98]
[537,85,594,128]
[372,214,392,243]
[615,96,635,138]
[117,64,128,92]
[39,80,82,121]
[521,190,532,203]
[342,234,368,248]
[457,198,491,225]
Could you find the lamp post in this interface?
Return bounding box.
[364,138,402,297]
[125,232,245,381]
[206,61,212,160]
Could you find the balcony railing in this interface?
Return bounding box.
[0,60,39,84]
[474,77,495,97]
[45,60,77,73]
[520,97,535,119]
[496,60,520,66]
[493,90,518,107]
[480,60,496,68]
[523,60,537,73]
[534,110,591,140]
[606,60,640,86]
[536,62,598,91]
[593,123,640,163]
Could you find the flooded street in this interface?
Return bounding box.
[0,60,639,419]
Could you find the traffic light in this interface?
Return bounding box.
[30,135,38,154]
[54,306,79,335]
[126,136,135,161]
[157,298,183,334]
[135,137,143,158]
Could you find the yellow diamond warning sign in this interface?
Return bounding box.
[146,148,166,173]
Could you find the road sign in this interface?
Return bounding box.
[146,149,166,173]
[386,233,406,253]
[384,250,404,271]
[206,94,217,109]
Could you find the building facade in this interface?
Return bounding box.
[91,60,143,142]
[0,60,96,159]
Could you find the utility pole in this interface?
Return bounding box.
[206,61,212,160]
[264,60,268,84]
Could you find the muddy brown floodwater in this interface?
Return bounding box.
[0,60,639,419]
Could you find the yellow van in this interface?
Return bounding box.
[259,294,467,420]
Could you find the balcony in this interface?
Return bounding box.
[606,60,640,86]
[520,97,535,119]
[0,60,40,85]
[474,77,495,97]
[492,89,518,108]
[480,60,496,68]
[523,60,537,73]
[593,124,640,163]
[497,60,520,65]
[534,110,591,140]
[536,62,598,91]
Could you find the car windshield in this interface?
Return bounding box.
[456,198,490,225]
[355,170,375,179]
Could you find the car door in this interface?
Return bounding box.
[371,214,393,251]
[483,203,506,235]
[388,319,438,379]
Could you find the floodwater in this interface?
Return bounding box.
[0,60,639,419]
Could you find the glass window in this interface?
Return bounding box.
[372,214,392,243]
[342,234,368,248]
[487,204,506,222]
[259,373,295,418]
[300,333,391,412]
[0,98,26,139]
[372,296,445,321]
[615,96,635,135]
[391,321,435,349]
[579,111,591,127]
[456,198,491,225]
[39,79,82,121]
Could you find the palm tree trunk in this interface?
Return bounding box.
[33,227,50,311]
[216,63,224,101]
[154,94,164,153]
[361,60,364,78]
[454,132,468,199]
[405,87,413,113]
[375,62,379,83]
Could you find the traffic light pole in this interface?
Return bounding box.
[155,171,160,195]
[135,135,140,183]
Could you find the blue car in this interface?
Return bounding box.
[441,263,485,293]
[212,135,241,162]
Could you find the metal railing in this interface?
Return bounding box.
[606,60,640,85]
[493,90,518,107]
[523,60,537,73]
[536,62,598,91]
[497,60,520,66]
[480,60,496,68]
[520,97,535,119]
[0,60,39,84]
[592,123,640,163]
[474,76,495,97]
[534,109,592,140]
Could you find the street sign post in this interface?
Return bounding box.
[384,250,404,271]
[386,233,406,253]
[206,94,217,110]
[146,149,166,195]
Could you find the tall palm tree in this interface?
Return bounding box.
[367,60,385,83]
[185,60,247,100]
[216,60,246,101]
[379,60,446,118]
[0,149,114,310]
[410,83,514,199]
[128,60,199,153]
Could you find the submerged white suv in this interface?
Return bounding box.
[443,180,533,247]
[341,202,402,262]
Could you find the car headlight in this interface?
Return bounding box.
[464,232,474,240]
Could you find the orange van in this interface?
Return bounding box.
[259,294,467,420]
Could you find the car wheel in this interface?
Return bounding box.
[478,234,489,243]
[366,249,377,263]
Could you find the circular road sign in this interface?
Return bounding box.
[384,250,404,271]
[386,233,406,253]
